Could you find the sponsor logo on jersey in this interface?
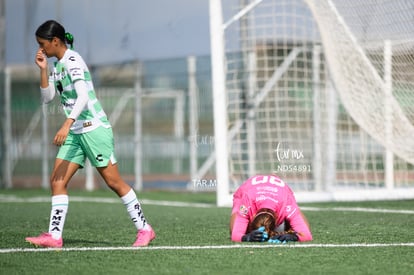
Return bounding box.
[239,205,248,216]
[62,102,75,108]
[83,121,92,128]
[50,70,67,81]
[70,67,82,78]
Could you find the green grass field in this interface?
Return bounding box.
[0,189,413,275]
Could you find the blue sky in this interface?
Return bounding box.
[5,0,211,65]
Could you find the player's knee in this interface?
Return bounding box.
[105,179,129,194]
[49,178,67,193]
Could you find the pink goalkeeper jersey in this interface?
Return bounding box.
[231,174,312,242]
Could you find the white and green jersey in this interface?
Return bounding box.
[49,49,111,134]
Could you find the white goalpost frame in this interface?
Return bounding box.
[210,0,231,206]
[312,45,322,192]
[188,56,199,184]
[210,0,414,206]
[383,40,394,190]
[134,63,143,191]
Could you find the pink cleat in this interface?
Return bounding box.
[133,224,156,247]
[25,233,63,248]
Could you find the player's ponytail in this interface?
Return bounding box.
[65,32,74,49]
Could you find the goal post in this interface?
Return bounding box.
[210,0,414,206]
[209,0,231,205]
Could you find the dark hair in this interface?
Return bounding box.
[247,208,277,238]
[35,20,74,49]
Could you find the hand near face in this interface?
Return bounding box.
[35,48,48,69]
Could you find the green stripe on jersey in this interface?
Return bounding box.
[52,50,111,134]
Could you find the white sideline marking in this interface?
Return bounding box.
[1,195,413,214]
[0,195,213,208]
[1,243,414,254]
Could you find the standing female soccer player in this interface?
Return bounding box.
[25,20,155,248]
[230,174,312,243]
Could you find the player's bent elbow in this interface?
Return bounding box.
[40,86,55,103]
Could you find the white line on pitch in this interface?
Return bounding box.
[0,195,213,208]
[1,243,414,254]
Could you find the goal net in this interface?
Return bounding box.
[209,0,414,206]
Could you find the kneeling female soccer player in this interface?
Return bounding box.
[230,174,312,243]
